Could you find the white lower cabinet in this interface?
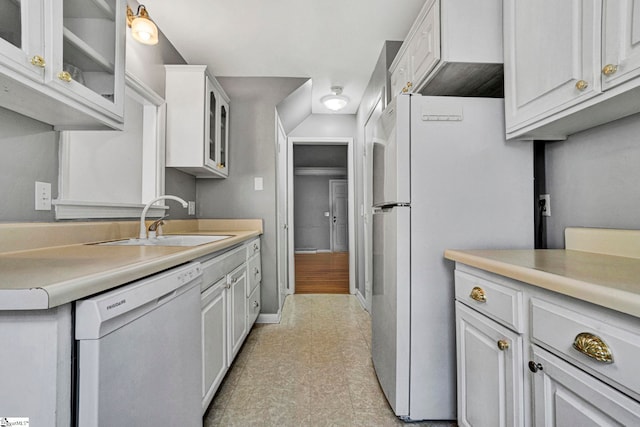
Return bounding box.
[456,302,524,427]
[199,238,261,412]
[530,345,640,426]
[454,264,640,427]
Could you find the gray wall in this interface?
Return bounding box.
[0,22,195,223]
[196,77,308,315]
[545,112,640,248]
[277,79,312,134]
[289,114,357,138]
[0,108,58,222]
[293,145,347,251]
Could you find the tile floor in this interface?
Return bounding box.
[203,294,456,426]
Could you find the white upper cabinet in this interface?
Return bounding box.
[165,65,230,179]
[602,0,640,90]
[0,0,125,130]
[504,0,601,136]
[48,0,126,119]
[390,0,503,99]
[504,0,640,140]
[0,0,45,81]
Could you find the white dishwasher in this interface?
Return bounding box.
[75,262,202,427]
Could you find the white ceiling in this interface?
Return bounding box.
[143,0,425,114]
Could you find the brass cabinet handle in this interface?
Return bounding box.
[30,55,46,68]
[406,81,413,88]
[575,80,589,91]
[469,286,487,303]
[602,64,618,76]
[497,340,510,351]
[252,301,259,308]
[401,86,409,93]
[572,332,614,363]
[57,71,72,82]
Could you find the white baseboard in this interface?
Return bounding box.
[317,249,331,253]
[256,312,281,324]
[356,291,367,311]
[295,249,316,254]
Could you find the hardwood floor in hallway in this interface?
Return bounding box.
[294,252,350,294]
[203,295,455,426]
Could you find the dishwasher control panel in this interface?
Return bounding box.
[75,262,202,339]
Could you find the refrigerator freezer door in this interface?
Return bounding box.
[372,95,411,207]
[371,205,411,416]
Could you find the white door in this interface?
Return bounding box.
[276,118,289,304]
[362,94,385,311]
[330,179,348,252]
[456,302,524,427]
[503,0,601,132]
[602,0,640,90]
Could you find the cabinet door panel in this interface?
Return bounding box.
[531,345,640,426]
[602,0,640,89]
[228,267,247,361]
[410,0,440,88]
[201,280,227,410]
[504,0,601,131]
[390,53,410,98]
[456,302,524,427]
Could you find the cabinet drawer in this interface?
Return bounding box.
[455,270,524,332]
[246,238,260,258]
[531,297,640,399]
[201,246,245,291]
[247,283,261,327]
[247,254,261,296]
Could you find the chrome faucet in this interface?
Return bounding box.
[139,196,188,239]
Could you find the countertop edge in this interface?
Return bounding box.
[3,230,261,310]
[444,249,640,318]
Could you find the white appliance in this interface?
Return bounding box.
[371,94,533,421]
[75,262,203,426]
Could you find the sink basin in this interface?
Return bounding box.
[96,235,232,247]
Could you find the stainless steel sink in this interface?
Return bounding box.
[95,235,232,247]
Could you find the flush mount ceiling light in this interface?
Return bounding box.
[126,5,159,45]
[322,86,349,111]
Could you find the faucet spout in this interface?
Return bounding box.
[139,195,188,239]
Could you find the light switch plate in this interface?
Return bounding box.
[254,177,263,191]
[35,181,51,210]
[188,201,196,215]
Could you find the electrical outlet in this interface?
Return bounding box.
[35,181,52,211]
[539,194,551,217]
[188,201,196,215]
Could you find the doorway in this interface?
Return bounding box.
[285,138,356,296]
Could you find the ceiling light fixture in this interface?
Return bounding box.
[126,5,159,45]
[322,86,349,111]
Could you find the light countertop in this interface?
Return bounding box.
[444,248,640,318]
[0,220,262,310]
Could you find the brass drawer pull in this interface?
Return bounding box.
[470,286,486,303]
[573,332,613,364]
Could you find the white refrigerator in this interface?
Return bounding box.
[371,94,533,421]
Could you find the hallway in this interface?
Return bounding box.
[294,252,350,294]
[204,295,452,426]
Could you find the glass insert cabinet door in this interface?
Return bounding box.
[48,0,126,118]
[0,0,45,80]
[205,76,217,169]
[219,102,228,171]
